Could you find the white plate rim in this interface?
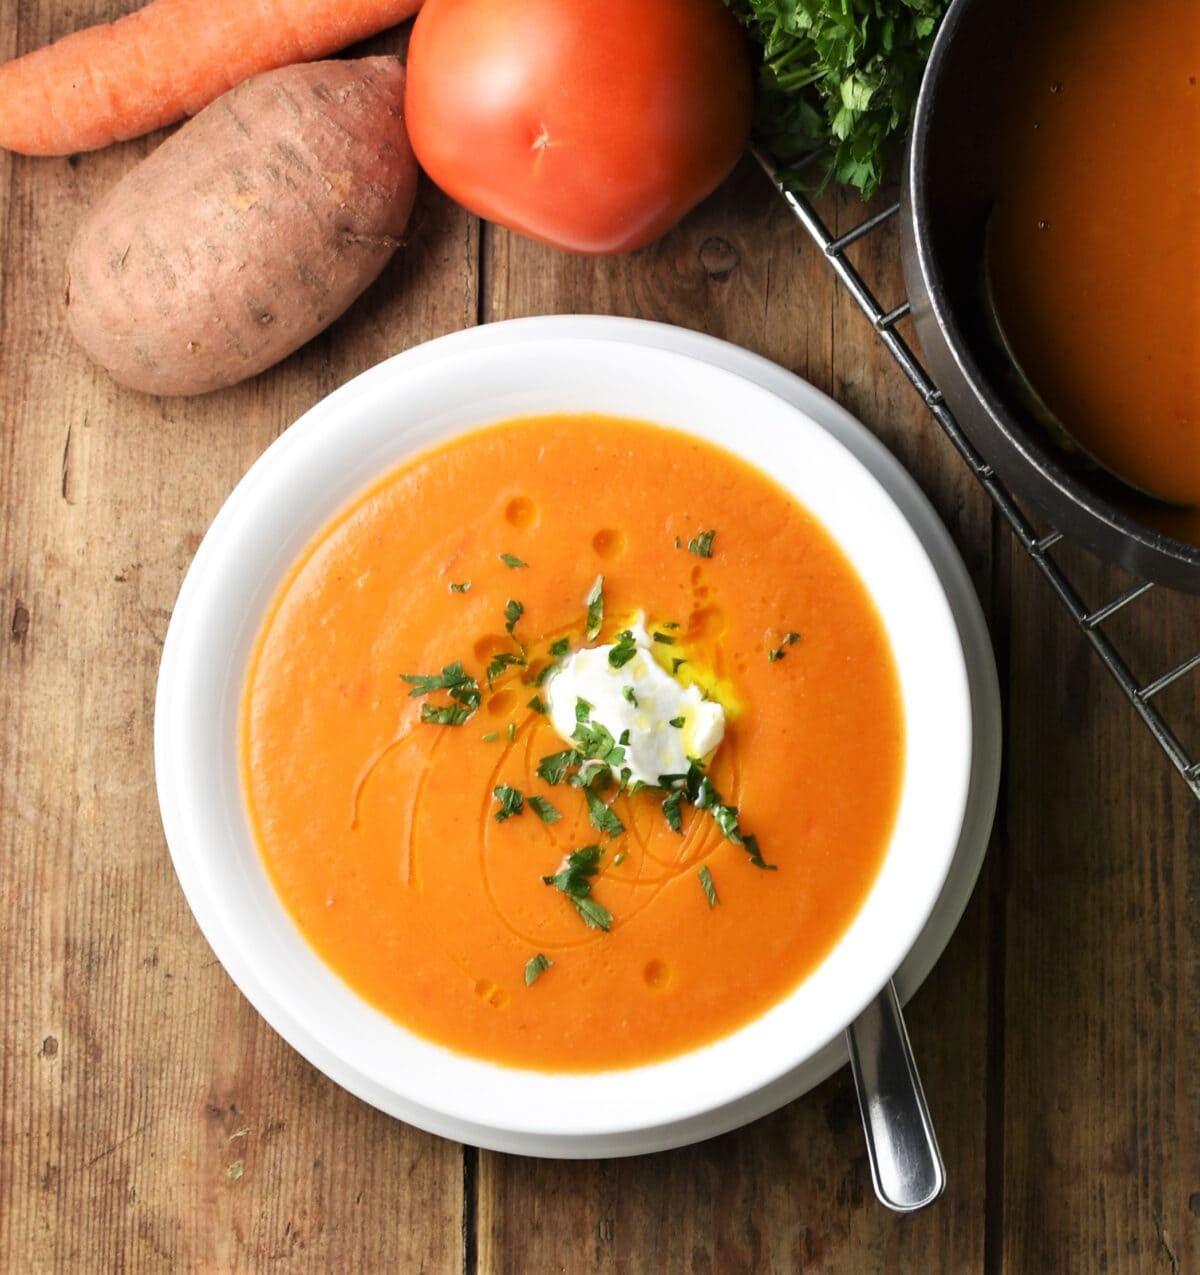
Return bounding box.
[155,315,1000,1157]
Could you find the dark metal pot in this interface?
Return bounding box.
[900,0,1200,593]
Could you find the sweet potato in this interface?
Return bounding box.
[65,57,418,397]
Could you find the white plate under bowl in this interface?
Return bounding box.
[156,316,1000,1158]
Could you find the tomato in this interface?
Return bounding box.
[404,0,754,254]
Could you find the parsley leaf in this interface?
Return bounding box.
[608,630,638,669]
[420,702,474,726]
[401,661,474,698]
[527,795,561,824]
[449,581,471,593]
[572,896,614,931]
[542,845,613,931]
[668,716,685,728]
[585,788,625,838]
[571,717,626,770]
[662,789,683,833]
[499,552,528,569]
[698,865,719,908]
[688,529,716,558]
[549,637,571,658]
[527,694,548,715]
[671,657,687,674]
[623,686,638,707]
[486,650,525,687]
[504,599,524,635]
[585,575,604,641]
[537,749,578,786]
[726,0,946,200]
[482,730,499,743]
[659,763,777,869]
[742,833,775,871]
[524,953,553,986]
[652,631,676,645]
[493,785,524,822]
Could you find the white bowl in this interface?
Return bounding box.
[156,317,975,1152]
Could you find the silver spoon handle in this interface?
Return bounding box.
[845,980,946,1212]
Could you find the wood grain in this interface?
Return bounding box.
[0,75,476,1265]
[3,2,1199,1268]
[1001,539,1200,1275]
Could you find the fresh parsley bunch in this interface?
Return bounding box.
[726,0,946,199]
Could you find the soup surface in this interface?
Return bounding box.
[242,414,904,1071]
[988,0,1200,510]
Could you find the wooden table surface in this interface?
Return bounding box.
[3,10,1198,1272]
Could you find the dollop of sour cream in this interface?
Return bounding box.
[546,624,725,787]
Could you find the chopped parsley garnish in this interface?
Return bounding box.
[549,637,571,658]
[741,833,772,871]
[612,851,627,866]
[527,795,561,824]
[662,789,683,833]
[660,620,681,630]
[482,730,499,743]
[420,702,474,726]
[485,650,526,687]
[506,722,517,743]
[768,631,801,662]
[585,788,625,838]
[668,716,685,728]
[698,865,719,908]
[652,631,676,645]
[585,575,604,641]
[493,785,524,822]
[504,599,524,636]
[694,775,719,810]
[671,657,687,674]
[449,581,471,593]
[711,802,740,839]
[401,661,475,699]
[542,845,613,931]
[499,552,528,569]
[403,661,482,725]
[623,686,638,707]
[524,953,553,986]
[537,749,576,786]
[688,529,716,558]
[659,761,776,869]
[607,629,638,669]
[527,694,548,715]
[571,709,626,771]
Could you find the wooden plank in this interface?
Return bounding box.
[476,163,996,1273]
[0,15,477,1257]
[1001,539,1200,1274]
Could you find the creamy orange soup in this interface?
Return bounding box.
[242,414,904,1071]
[988,0,1200,511]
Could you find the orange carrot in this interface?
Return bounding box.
[0,0,424,156]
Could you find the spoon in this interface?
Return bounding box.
[845,980,945,1212]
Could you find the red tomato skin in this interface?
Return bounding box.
[405,0,754,254]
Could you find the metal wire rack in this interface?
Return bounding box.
[764,169,1200,802]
